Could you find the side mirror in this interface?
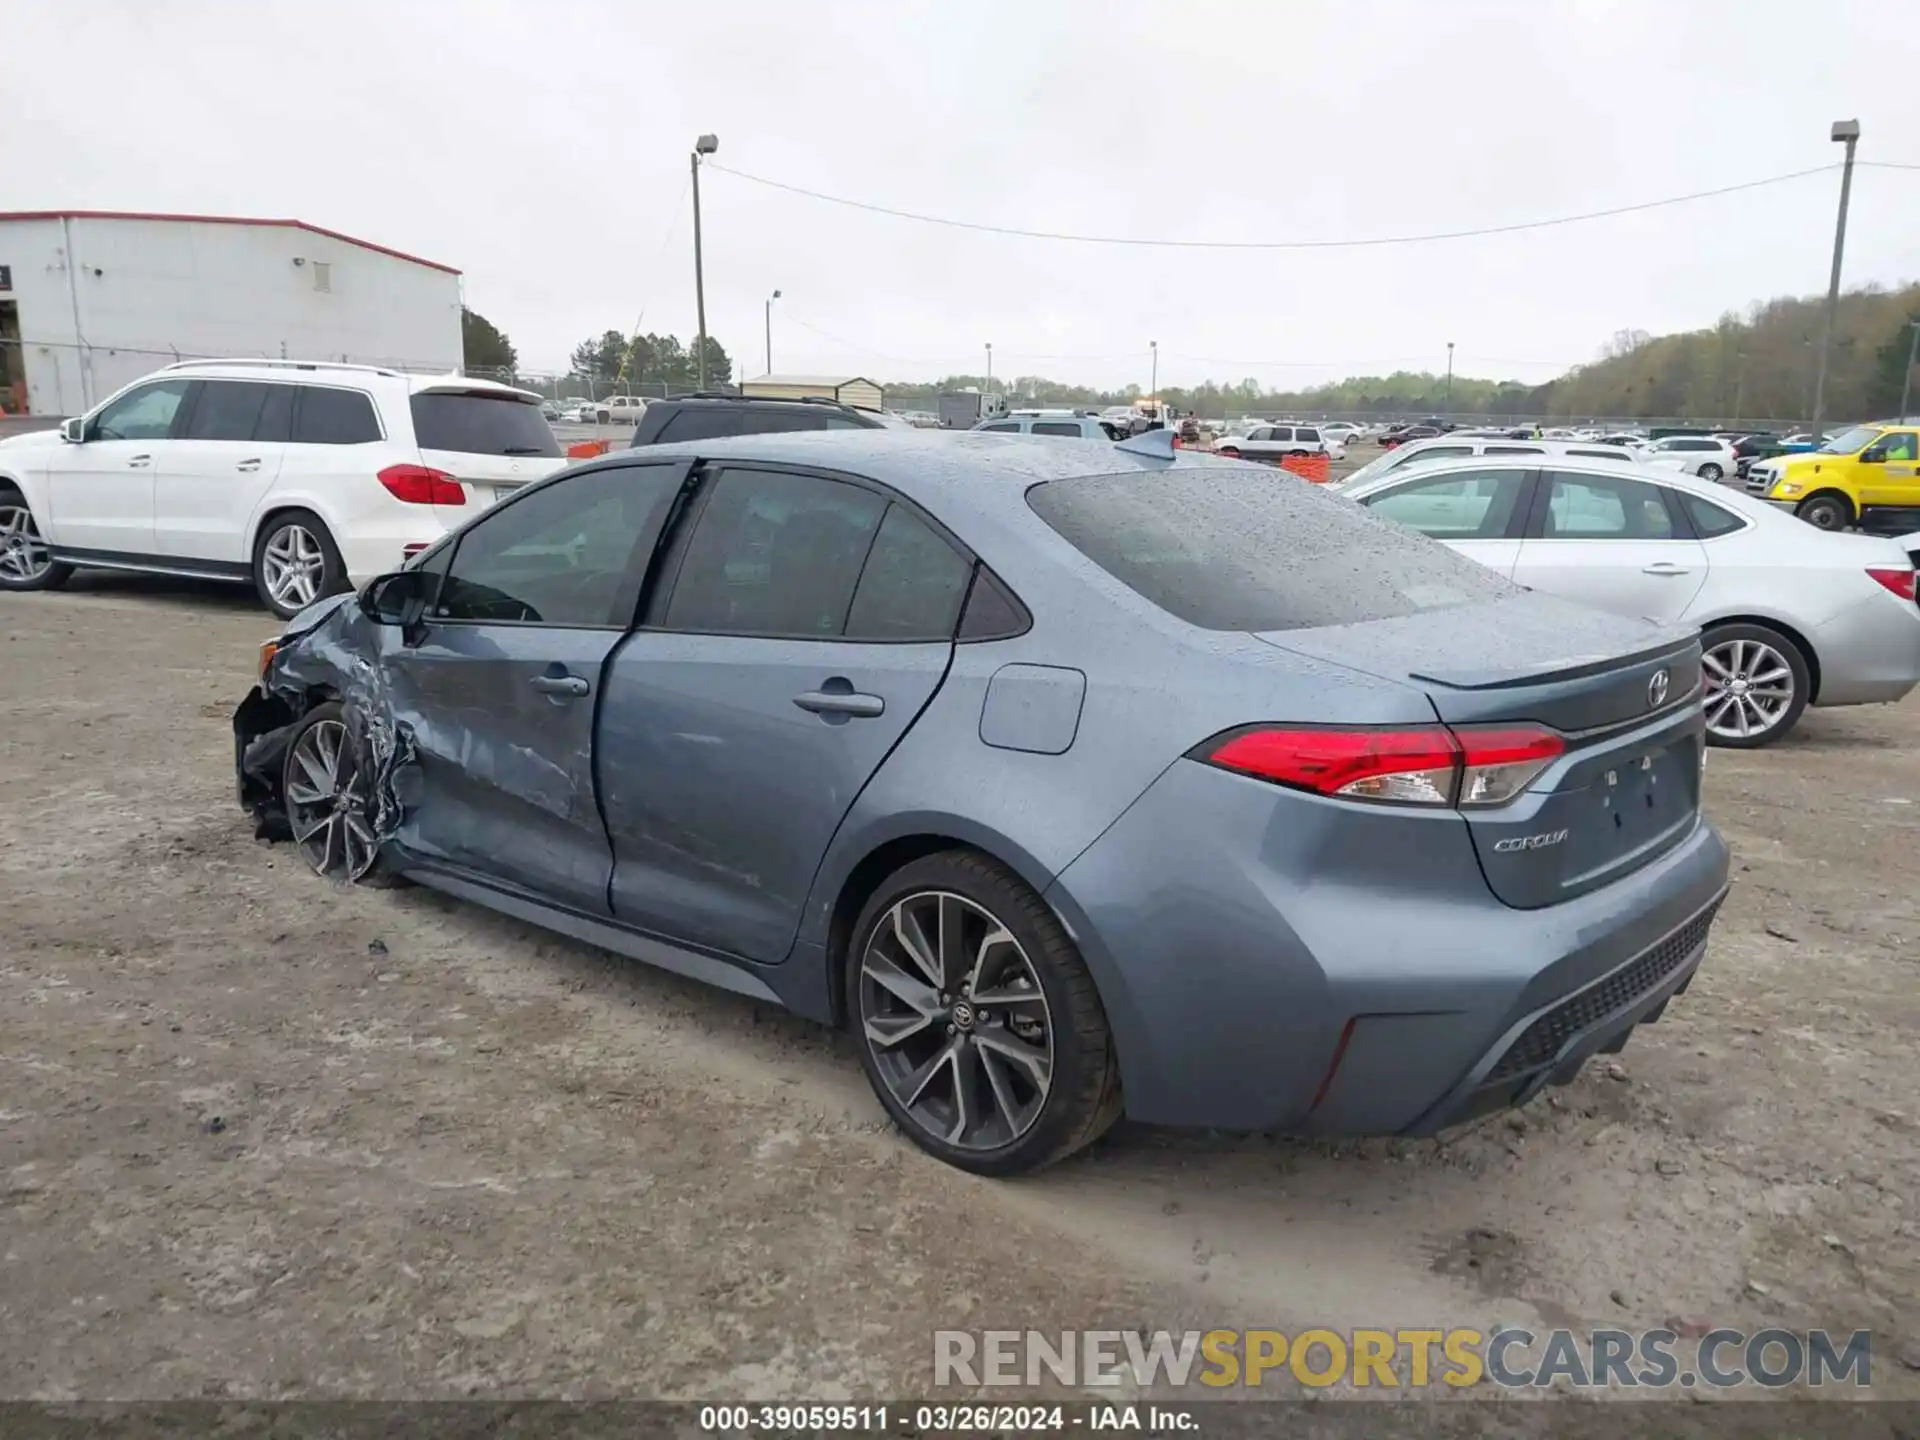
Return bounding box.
[1861,447,1887,464]
[358,568,433,626]
[60,416,86,444]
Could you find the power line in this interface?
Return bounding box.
[707,162,1847,250]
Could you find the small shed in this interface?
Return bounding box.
[741,374,884,411]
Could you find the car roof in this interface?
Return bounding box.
[633,427,1229,496]
[1342,450,1769,509]
[152,359,539,402]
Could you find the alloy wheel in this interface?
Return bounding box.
[0,502,52,584]
[285,718,381,881]
[858,890,1054,1152]
[1702,637,1794,742]
[262,524,325,610]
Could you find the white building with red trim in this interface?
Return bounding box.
[0,211,463,417]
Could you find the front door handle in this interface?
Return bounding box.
[794,689,885,719]
[530,674,590,697]
[1642,563,1690,576]
[237,458,262,472]
[126,454,151,468]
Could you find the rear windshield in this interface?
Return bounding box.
[1027,467,1519,632]
[410,392,562,457]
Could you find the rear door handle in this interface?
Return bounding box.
[530,674,590,697]
[794,689,885,719]
[126,455,151,468]
[1642,563,1690,576]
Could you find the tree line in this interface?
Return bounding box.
[463,283,1920,422]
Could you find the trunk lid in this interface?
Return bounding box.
[1256,592,1705,909]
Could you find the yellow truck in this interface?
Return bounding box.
[1747,420,1920,533]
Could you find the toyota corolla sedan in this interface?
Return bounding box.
[234,431,1730,1175]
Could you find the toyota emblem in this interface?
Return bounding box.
[1647,669,1671,709]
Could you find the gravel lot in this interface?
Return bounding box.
[2,571,1917,1401]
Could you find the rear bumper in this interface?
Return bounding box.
[1807,593,1920,707]
[335,516,457,587]
[1046,758,1731,1134]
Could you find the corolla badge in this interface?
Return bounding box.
[1493,829,1570,853]
[1647,668,1671,709]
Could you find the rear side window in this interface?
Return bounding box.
[1392,444,1473,468]
[1566,448,1626,461]
[845,505,973,640]
[1485,444,1544,455]
[1541,471,1675,540]
[184,381,274,442]
[1682,493,1745,538]
[1296,428,1320,443]
[410,392,562,457]
[659,467,886,637]
[979,422,1022,434]
[294,386,381,444]
[1032,422,1081,437]
[1027,468,1518,632]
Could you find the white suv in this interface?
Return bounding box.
[0,359,568,617]
[1213,423,1347,462]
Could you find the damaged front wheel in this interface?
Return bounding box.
[282,702,391,884]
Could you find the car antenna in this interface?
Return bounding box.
[1114,429,1180,461]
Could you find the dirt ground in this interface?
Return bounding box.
[2,573,1917,1403]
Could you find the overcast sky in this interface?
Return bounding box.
[6,0,1917,391]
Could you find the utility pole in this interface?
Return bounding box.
[1445,341,1455,411]
[1150,340,1158,407]
[1809,119,1860,443]
[691,133,719,389]
[764,289,780,377]
[1901,321,1920,423]
[985,342,993,394]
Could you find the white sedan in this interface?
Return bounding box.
[1341,455,1920,747]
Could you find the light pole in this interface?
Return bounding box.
[1150,340,1158,407]
[764,289,780,377]
[1901,321,1920,422]
[691,133,719,389]
[985,342,993,393]
[1446,341,1455,411]
[1809,119,1860,443]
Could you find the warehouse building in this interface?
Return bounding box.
[0,211,462,417]
[740,374,885,411]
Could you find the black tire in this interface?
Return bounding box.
[279,701,405,886]
[1701,622,1810,749]
[1795,492,1853,531]
[1287,448,1310,458]
[1697,462,1724,482]
[252,509,349,620]
[1215,446,1241,459]
[846,850,1122,1176]
[0,485,74,593]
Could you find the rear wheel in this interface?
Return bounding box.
[847,851,1121,1176]
[1697,462,1724,482]
[254,510,347,619]
[1215,446,1240,459]
[1701,623,1809,748]
[1795,493,1853,531]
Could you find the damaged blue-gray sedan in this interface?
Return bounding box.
[235,429,1730,1174]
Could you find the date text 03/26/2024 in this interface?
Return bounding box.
[697,1405,1188,1433]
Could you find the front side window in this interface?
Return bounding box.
[294,387,381,445]
[1485,445,1544,456]
[1819,424,1881,455]
[1028,467,1517,632]
[434,465,679,626]
[1365,468,1528,540]
[1389,444,1473,471]
[90,379,190,441]
[979,422,1022,434]
[659,467,886,637]
[1876,431,1918,462]
[1541,471,1675,540]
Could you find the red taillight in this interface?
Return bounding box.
[1199,723,1564,808]
[377,464,465,506]
[1866,567,1917,603]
